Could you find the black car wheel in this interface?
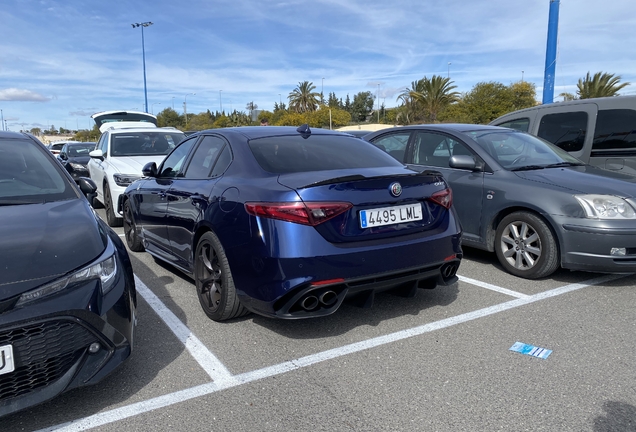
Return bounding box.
[195,231,248,321]
[104,182,122,227]
[495,211,559,279]
[123,200,144,252]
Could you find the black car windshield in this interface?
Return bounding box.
[249,134,404,173]
[67,143,96,156]
[466,130,584,170]
[0,138,77,204]
[110,131,185,156]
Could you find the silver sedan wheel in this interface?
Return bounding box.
[499,220,541,271]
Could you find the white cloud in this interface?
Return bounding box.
[0,88,51,102]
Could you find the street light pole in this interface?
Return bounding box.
[131,22,153,113]
[1,109,4,131]
[278,94,281,105]
[377,83,380,123]
[184,93,195,128]
[448,62,451,79]
[172,96,175,110]
[151,102,161,114]
[321,77,325,104]
[219,90,223,112]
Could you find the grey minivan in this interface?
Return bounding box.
[490,95,636,176]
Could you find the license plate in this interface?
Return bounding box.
[0,344,15,376]
[360,203,423,228]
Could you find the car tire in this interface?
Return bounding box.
[495,211,559,279]
[123,200,144,252]
[104,182,123,227]
[195,231,248,321]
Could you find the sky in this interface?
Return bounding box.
[1,0,636,132]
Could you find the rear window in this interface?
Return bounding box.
[249,135,403,174]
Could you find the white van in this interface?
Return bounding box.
[490,95,636,176]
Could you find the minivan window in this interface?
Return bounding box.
[537,111,587,152]
[496,118,530,132]
[592,109,636,151]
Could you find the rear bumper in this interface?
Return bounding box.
[233,228,463,319]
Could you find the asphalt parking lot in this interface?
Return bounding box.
[4,209,636,431]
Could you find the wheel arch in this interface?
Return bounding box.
[486,206,562,264]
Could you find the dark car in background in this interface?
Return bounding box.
[365,124,636,279]
[121,125,462,321]
[57,141,97,182]
[0,131,136,416]
[47,140,79,155]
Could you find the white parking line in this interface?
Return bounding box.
[38,273,626,432]
[458,275,530,299]
[134,275,234,383]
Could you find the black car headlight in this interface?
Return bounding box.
[113,174,141,187]
[575,194,636,219]
[16,241,119,307]
[69,162,88,171]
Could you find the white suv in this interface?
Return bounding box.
[88,111,186,226]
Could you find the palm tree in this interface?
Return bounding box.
[288,81,321,113]
[576,72,630,99]
[396,79,427,124]
[410,75,459,122]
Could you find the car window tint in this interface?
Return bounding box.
[412,132,464,167]
[249,135,403,174]
[537,111,587,152]
[68,144,96,157]
[97,133,108,153]
[0,138,75,203]
[210,145,231,177]
[159,138,197,178]
[111,132,185,156]
[495,118,530,132]
[369,132,410,162]
[185,136,226,178]
[592,109,636,151]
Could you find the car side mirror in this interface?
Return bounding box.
[89,149,104,161]
[142,162,158,177]
[59,153,68,160]
[77,177,98,204]
[449,155,480,171]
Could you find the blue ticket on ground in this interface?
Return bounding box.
[509,341,552,359]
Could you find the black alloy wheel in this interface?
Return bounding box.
[195,232,248,321]
[104,182,123,227]
[495,211,559,279]
[123,201,144,252]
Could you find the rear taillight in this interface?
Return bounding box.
[245,202,353,226]
[428,188,453,209]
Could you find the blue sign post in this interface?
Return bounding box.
[542,0,560,104]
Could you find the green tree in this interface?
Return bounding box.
[396,79,427,124]
[508,81,537,111]
[29,127,42,136]
[410,75,459,122]
[576,71,630,99]
[157,108,184,129]
[558,92,577,101]
[350,91,375,122]
[305,106,351,128]
[288,81,321,113]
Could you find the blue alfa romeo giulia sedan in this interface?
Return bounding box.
[122,125,462,321]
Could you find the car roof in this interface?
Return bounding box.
[188,125,358,140]
[369,123,510,134]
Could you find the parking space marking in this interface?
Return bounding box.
[458,275,530,299]
[134,275,233,383]
[39,273,627,432]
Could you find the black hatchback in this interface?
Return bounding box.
[0,131,136,416]
[57,141,96,182]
